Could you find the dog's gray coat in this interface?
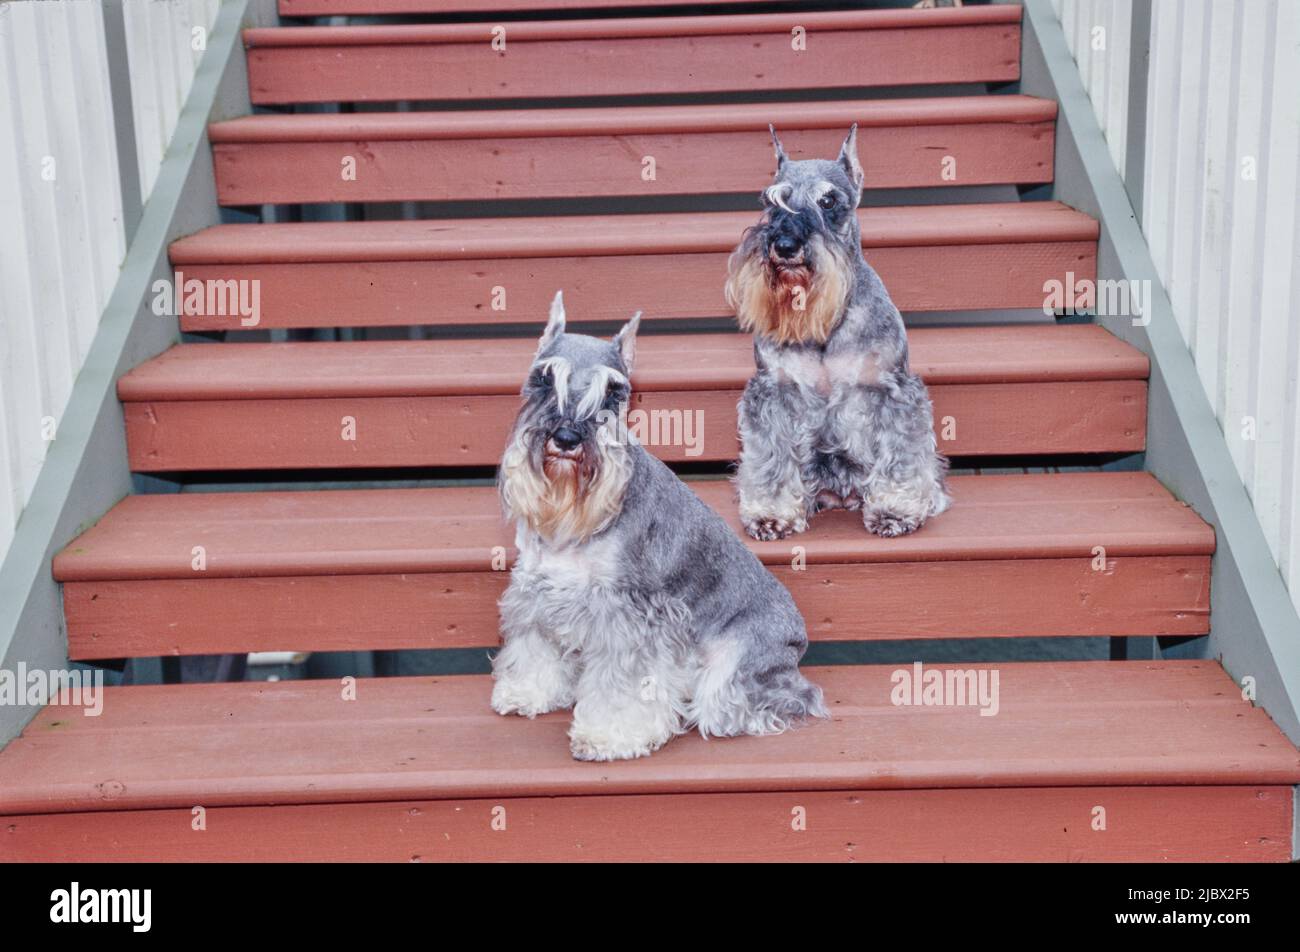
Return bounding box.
[493,294,827,761]
[728,126,951,540]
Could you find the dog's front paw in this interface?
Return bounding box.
[569,739,650,762]
[491,679,566,718]
[863,509,923,538]
[743,515,806,541]
[568,723,668,762]
[569,735,656,762]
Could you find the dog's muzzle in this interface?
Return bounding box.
[767,235,809,274]
[768,249,810,289]
[772,235,803,261]
[545,426,585,462]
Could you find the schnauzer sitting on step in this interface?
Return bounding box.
[726,124,951,541]
[492,292,828,761]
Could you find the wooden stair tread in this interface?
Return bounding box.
[117,325,1145,401]
[170,202,1098,264]
[281,0,793,12]
[210,97,1055,203]
[261,6,1023,45]
[209,96,1057,142]
[245,7,1021,104]
[167,202,1097,330]
[116,328,1147,471]
[2,661,1295,816]
[51,473,1213,583]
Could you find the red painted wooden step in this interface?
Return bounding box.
[118,325,1148,471]
[209,97,1056,205]
[1,662,1295,860]
[246,7,1022,105]
[279,0,831,15]
[51,473,1212,659]
[168,202,1098,330]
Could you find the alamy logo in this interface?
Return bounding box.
[0,664,103,716]
[1042,271,1151,324]
[596,407,705,457]
[890,661,1000,716]
[50,883,151,933]
[151,270,261,327]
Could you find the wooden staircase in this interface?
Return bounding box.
[1,1,1297,862]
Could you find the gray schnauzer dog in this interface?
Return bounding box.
[726,125,950,540]
[493,292,828,761]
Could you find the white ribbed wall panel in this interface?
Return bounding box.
[123,0,221,199]
[1056,0,1300,617]
[0,0,217,562]
[1054,0,1131,180]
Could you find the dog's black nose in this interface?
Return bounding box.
[773,236,801,260]
[551,427,583,451]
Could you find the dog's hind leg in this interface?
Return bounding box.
[688,637,752,737]
[691,630,828,738]
[749,664,829,733]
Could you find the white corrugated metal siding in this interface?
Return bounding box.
[1057,0,1300,615]
[0,0,218,559]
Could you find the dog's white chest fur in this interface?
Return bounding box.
[514,526,621,586]
[513,526,621,650]
[766,347,883,397]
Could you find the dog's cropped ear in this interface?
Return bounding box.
[769,124,789,173]
[536,290,566,356]
[613,312,641,372]
[838,123,863,193]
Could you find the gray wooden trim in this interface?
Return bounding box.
[1021,1,1300,759]
[1124,0,1152,228]
[101,0,143,243]
[0,0,255,747]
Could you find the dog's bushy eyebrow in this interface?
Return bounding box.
[532,356,572,410]
[574,365,629,420]
[763,183,795,213]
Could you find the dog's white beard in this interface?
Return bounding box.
[724,235,854,346]
[499,423,632,546]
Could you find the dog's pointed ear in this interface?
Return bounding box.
[536,290,566,355]
[769,124,789,173]
[838,123,863,193]
[613,311,641,371]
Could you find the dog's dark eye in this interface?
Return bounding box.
[818,192,838,210]
[531,366,552,389]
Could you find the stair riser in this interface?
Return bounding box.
[213,123,1054,205]
[5,785,1288,861]
[247,24,1019,105]
[122,380,1147,472]
[173,241,1096,331]
[62,555,1208,659]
